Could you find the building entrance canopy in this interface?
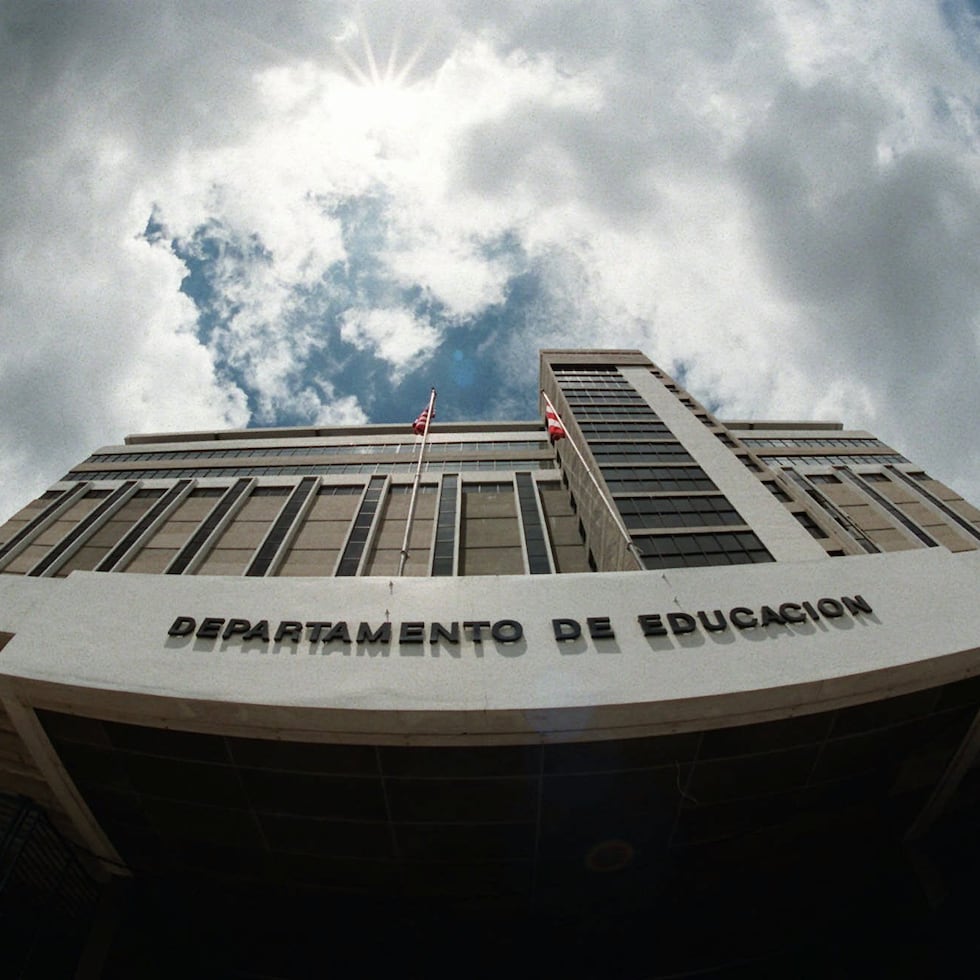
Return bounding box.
[1,548,977,744]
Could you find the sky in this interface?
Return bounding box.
[2,0,979,523]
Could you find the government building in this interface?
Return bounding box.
[0,350,978,977]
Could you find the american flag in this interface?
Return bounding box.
[412,405,434,435]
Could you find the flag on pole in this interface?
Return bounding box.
[544,401,566,442]
[412,404,434,435]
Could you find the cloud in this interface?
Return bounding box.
[314,392,369,427]
[339,307,440,379]
[732,73,980,491]
[0,225,249,516]
[2,0,980,524]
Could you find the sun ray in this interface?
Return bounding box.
[332,7,430,95]
[358,13,382,86]
[384,27,401,85]
[334,43,373,88]
[391,34,429,88]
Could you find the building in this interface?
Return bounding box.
[0,349,978,976]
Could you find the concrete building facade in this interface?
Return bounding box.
[0,350,978,976]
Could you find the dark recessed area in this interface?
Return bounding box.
[31,676,980,977]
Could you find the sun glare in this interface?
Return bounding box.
[330,13,431,136]
[333,13,427,95]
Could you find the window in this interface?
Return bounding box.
[570,406,659,419]
[593,443,694,464]
[617,495,745,529]
[741,437,890,450]
[246,478,317,577]
[604,466,718,493]
[431,476,458,576]
[336,477,386,576]
[632,531,773,569]
[64,459,555,481]
[578,423,671,437]
[757,454,908,467]
[166,479,252,575]
[765,483,792,501]
[516,473,551,574]
[793,512,829,539]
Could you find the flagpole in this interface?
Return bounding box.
[541,389,645,570]
[399,387,437,577]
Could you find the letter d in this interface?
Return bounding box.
[667,613,697,635]
[168,616,195,637]
[552,618,581,641]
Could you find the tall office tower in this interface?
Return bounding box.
[0,350,978,976]
[542,349,980,569]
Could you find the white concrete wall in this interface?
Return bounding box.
[0,549,977,744]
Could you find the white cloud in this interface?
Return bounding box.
[0,159,251,510]
[314,394,369,427]
[339,307,440,378]
[2,0,980,523]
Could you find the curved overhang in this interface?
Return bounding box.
[1,548,977,745]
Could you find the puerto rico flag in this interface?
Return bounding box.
[412,405,434,435]
[545,403,566,442]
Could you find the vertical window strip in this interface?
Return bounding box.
[431,475,458,576]
[0,483,90,569]
[557,373,754,546]
[28,482,139,577]
[784,472,879,554]
[886,467,980,543]
[95,480,194,572]
[336,476,386,577]
[839,470,939,548]
[245,478,318,577]
[165,478,253,575]
[515,473,553,574]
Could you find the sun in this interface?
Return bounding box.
[329,11,432,135]
[332,10,428,95]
